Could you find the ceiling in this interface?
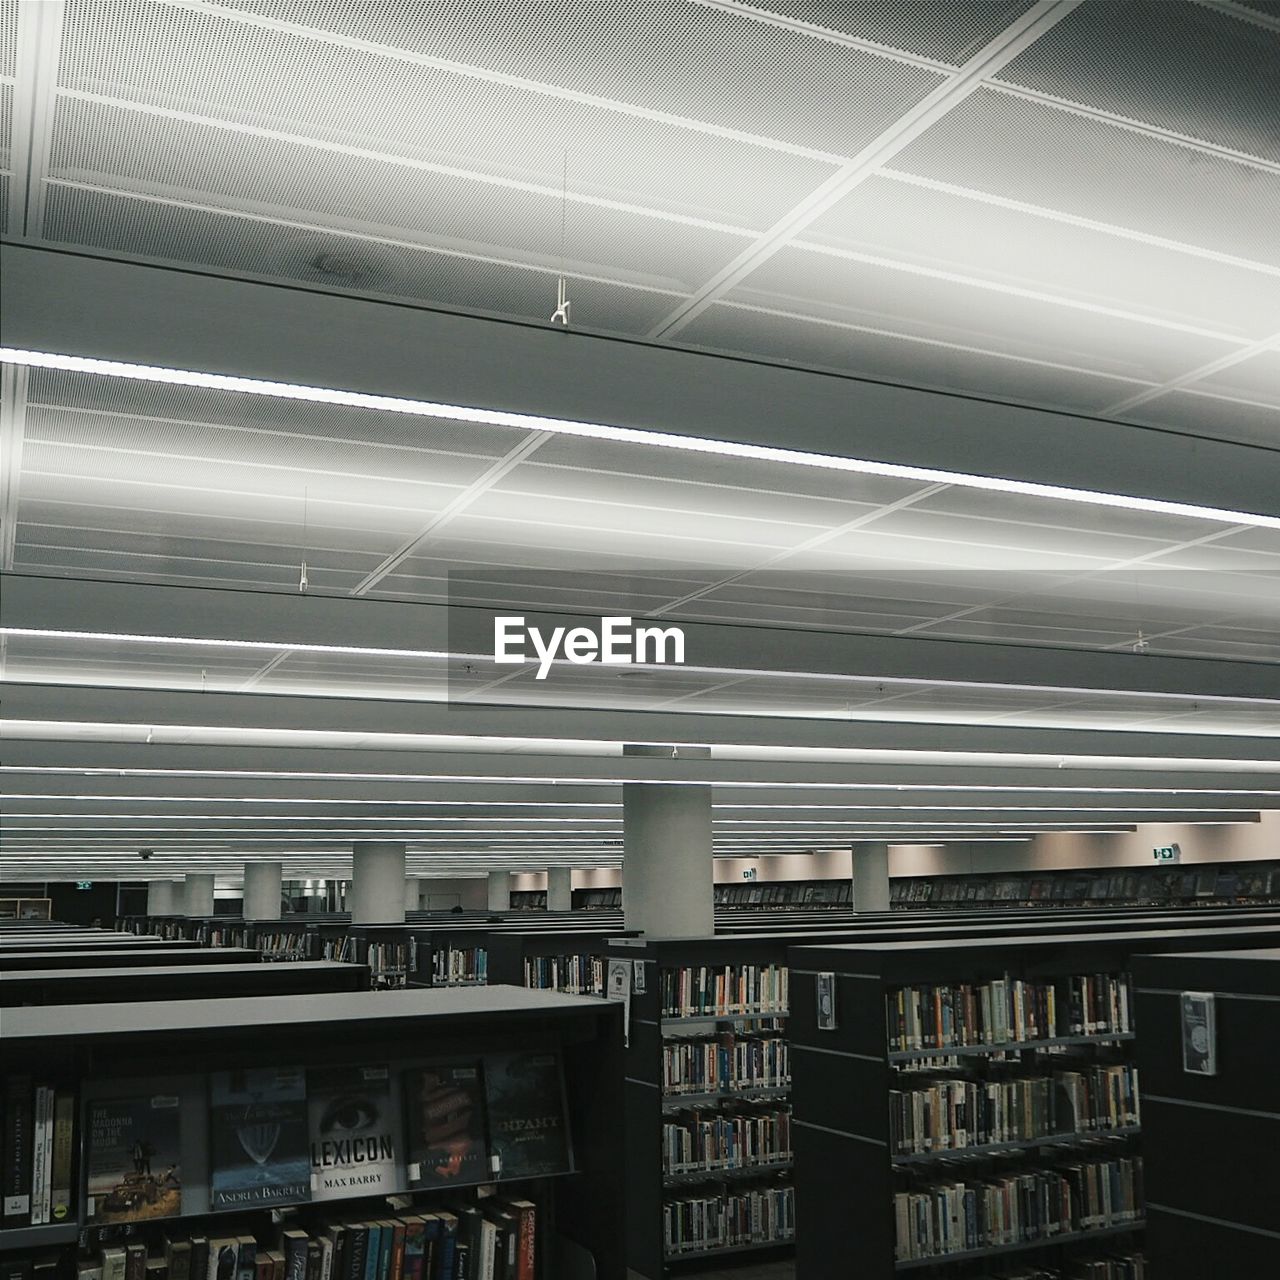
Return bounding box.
[1,0,1278,880]
[2,0,1278,442]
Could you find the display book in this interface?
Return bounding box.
[885,970,1142,1266]
[1,1051,571,1279]
[648,951,794,1265]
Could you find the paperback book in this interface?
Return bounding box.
[306,1064,401,1201]
[85,1093,182,1224]
[404,1063,488,1189]
[484,1051,572,1180]
[210,1068,310,1210]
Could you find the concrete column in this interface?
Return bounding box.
[487,870,511,912]
[852,842,891,912]
[350,842,406,925]
[147,880,178,914]
[182,873,215,917]
[404,877,423,912]
[243,861,283,921]
[623,745,714,937]
[547,866,573,912]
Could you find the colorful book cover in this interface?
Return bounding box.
[85,1093,182,1224]
[403,1064,488,1189]
[307,1065,400,1201]
[209,1068,310,1210]
[484,1050,572,1180]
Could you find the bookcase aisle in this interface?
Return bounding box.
[0,988,624,1280]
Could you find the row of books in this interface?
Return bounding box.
[890,864,1277,904]
[660,964,789,1018]
[575,890,620,910]
[257,930,310,962]
[713,882,850,907]
[1067,975,1133,1038]
[2,1052,570,1232]
[890,1065,1141,1155]
[520,954,604,997]
[662,1183,795,1258]
[661,1033,789,1097]
[888,977,1058,1053]
[661,1106,792,1175]
[1,1078,75,1227]
[893,1154,1144,1262]
[433,947,488,986]
[886,973,1133,1053]
[65,1198,540,1280]
[969,1253,1145,1280]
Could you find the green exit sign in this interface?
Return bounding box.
[1153,844,1181,862]
[76,880,93,889]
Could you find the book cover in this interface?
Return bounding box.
[484,1051,572,1180]
[404,1063,488,1189]
[207,1239,239,1280]
[307,1064,400,1201]
[210,1068,310,1210]
[85,1093,182,1224]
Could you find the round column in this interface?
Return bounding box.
[350,842,406,924]
[852,841,891,912]
[487,870,511,912]
[182,873,215,917]
[546,866,573,912]
[146,880,178,914]
[243,861,283,921]
[622,745,714,937]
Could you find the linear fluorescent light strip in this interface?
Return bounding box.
[3,348,1278,532]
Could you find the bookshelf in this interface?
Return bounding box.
[1132,945,1280,1278]
[0,945,252,972]
[0,959,370,1006]
[605,935,796,1277]
[891,860,1280,911]
[0,986,625,1279]
[786,922,1280,1278]
[715,881,851,910]
[0,899,52,921]
[487,929,641,998]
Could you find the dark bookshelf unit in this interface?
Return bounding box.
[509,891,547,911]
[0,960,370,1006]
[1132,946,1280,1278]
[606,935,796,1278]
[0,986,625,1279]
[487,929,640,998]
[787,923,1280,1278]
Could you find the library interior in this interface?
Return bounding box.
[1,2,1278,1279]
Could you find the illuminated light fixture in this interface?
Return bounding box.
[3,347,1278,532]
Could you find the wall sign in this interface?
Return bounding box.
[1180,991,1217,1075]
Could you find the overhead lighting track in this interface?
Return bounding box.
[3,347,1278,532]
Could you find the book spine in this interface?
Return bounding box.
[49,1091,75,1222]
[28,1085,49,1226]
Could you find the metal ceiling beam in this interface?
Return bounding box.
[5,246,1278,521]
[5,575,1279,705]
[4,679,1280,764]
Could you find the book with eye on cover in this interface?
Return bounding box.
[307,1065,400,1201]
[404,1063,488,1189]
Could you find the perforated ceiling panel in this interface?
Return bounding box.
[0,0,1269,439]
[995,0,1280,163]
